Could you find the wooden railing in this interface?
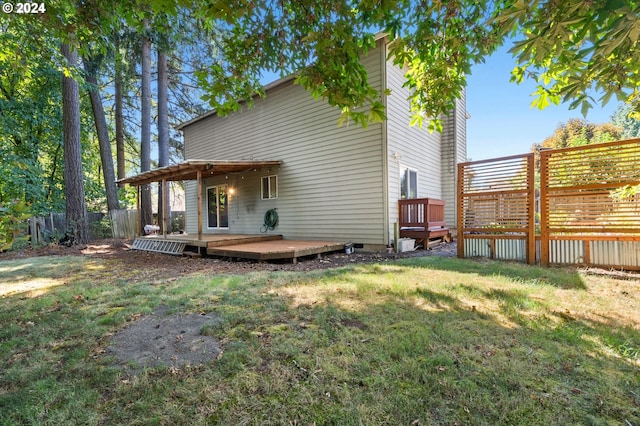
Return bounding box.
[398,198,449,244]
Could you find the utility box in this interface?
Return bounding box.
[397,238,415,252]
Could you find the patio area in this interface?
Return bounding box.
[131,234,345,263]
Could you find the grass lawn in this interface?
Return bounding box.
[1,254,639,425]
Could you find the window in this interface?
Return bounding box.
[261,175,278,199]
[207,185,229,229]
[400,167,418,199]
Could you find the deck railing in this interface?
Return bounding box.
[398,198,446,229]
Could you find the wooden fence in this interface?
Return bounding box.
[109,209,139,239]
[457,153,536,264]
[27,210,185,244]
[457,138,640,270]
[540,139,640,269]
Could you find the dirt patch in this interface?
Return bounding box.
[105,305,223,373]
[0,238,457,282]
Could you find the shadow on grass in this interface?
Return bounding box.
[99,274,639,425]
[398,256,587,290]
[1,258,638,425]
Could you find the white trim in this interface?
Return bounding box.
[400,165,418,199]
[261,175,278,200]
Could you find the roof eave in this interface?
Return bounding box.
[116,159,282,186]
[176,33,389,131]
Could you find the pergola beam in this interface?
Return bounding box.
[116,159,282,187]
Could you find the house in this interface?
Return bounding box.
[123,34,467,252]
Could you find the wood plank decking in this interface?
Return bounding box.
[207,240,345,263]
[137,233,283,248]
[132,234,345,262]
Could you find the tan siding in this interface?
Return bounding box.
[385,50,443,244]
[184,181,197,234]
[440,90,467,227]
[181,41,386,244]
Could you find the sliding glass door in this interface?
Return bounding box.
[207,185,229,229]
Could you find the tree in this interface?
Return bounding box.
[0,19,65,213]
[139,18,154,232]
[61,41,89,244]
[185,0,507,131]
[534,119,623,151]
[157,50,170,231]
[136,0,639,132]
[612,104,640,140]
[530,118,623,187]
[83,52,120,212]
[114,26,128,185]
[501,1,640,117]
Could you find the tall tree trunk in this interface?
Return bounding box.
[84,56,120,212]
[157,50,170,232]
[115,38,126,186]
[140,19,153,232]
[61,42,89,244]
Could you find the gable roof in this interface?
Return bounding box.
[176,32,389,131]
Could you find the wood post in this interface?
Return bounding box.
[136,185,141,237]
[162,178,168,238]
[197,169,202,240]
[526,154,536,265]
[456,163,464,258]
[539,151,549,266]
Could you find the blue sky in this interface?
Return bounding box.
[465,44,622,161]
[256,43,622,163]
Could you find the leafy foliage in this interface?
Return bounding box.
[500,0,640,116]
[0,200,31,251]
[534,118,622,150]
[175,0,507,130]
[145,0,640,130]
[612,104,640,139]
[0,20,65,214]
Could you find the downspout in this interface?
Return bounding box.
[452,98,458,227]
[381,37,390,247]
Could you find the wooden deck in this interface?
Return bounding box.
[207,240,345,263]
[133,234,345,262]
[138,233,283,248]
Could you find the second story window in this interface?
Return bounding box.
[400,167,417,199]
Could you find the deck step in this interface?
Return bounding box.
[131,238,187,255]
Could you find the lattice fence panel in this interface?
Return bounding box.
[458,154,536,264]
[540,138,640,268]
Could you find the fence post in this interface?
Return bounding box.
[527,154,536,265]
[29,217,37,246]
[456,163,464,258]
[539,150,550,266]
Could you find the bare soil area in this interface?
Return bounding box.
[105,305,223,373]
[1,238,456,281]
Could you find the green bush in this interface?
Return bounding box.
[0,200,31,251]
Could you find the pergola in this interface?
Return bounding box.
[117,159,282,239]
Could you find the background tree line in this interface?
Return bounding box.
[0,4,217,244]
[0,0,639,246]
